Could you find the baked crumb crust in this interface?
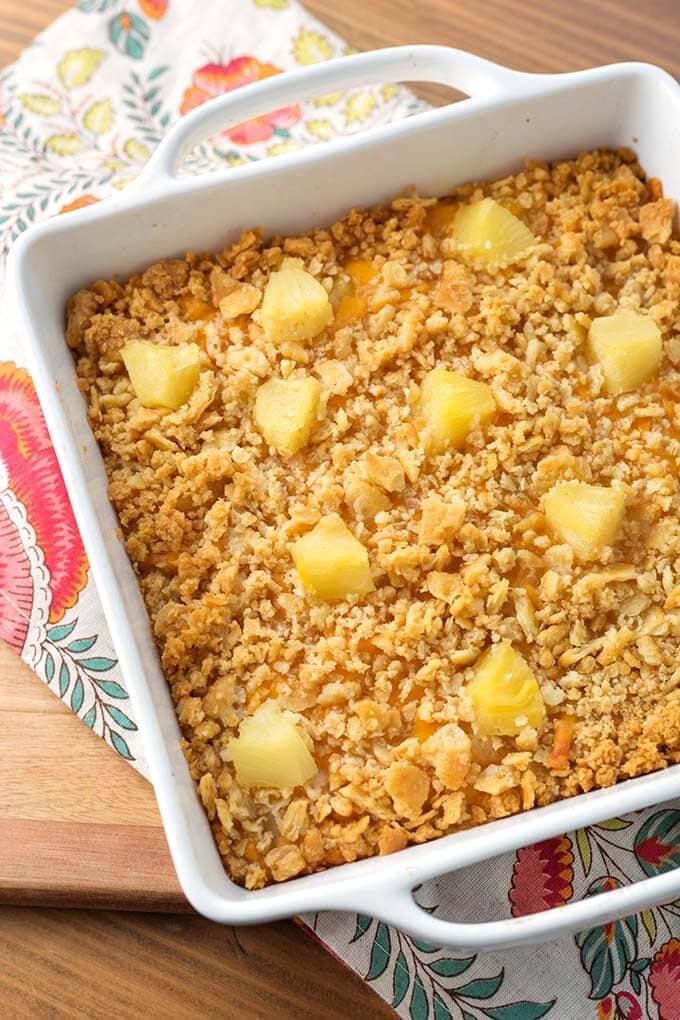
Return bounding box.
[67,149,680,888]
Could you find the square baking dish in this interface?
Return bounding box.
[9,45,680,950]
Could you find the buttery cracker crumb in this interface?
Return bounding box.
[68,149,680,887]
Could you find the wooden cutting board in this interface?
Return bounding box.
[0,640,185,909]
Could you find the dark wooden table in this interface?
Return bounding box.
[1,0,679,1016]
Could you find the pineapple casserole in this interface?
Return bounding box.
[67,149,680,889]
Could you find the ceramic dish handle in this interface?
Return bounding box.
[354,856,680,951]
[137,44,541,184]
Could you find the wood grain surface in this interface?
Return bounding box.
[1,0,679,1016]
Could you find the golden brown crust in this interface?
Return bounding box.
[68,149,680,888]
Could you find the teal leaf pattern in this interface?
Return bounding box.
[66,635,97,653]
[110,730,133,760]
[109,12,150,60]
[454,973,505,1000]
[351,914,372,943]
[409,974,428,1020]
[359,922,556,1020]
[70,675,84,712]
[576,878,638,999]
[80,0,119,9]
[433,993,452,1020]
[482,1003,556,1020]
[103,703,138,730]
[47,620,77,642]
[42,617,135,762]
[78,656,117,671]
[392,951,410,1008]
[412,940,440,954]
[367,923,391,981]
[430,958,474,979]
[93,678,128,698]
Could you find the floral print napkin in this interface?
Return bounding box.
[1,3,679,1018]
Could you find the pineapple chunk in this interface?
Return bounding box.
[453,197,537,266]
[254,375,321,456]
[421,367,496,453]
[587,312,662,395]
[292,513,374,601]
[469,642,546,737]
[228,702,316,789]
[261,257,332,345]
[544,480,625,560]
[121,340,201,409]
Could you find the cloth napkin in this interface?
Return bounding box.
[1,3,679,1017]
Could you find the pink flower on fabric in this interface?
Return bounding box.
[0,500,33,653]
[509,835,574,916]
[614,991,643,1020]
[0,363,88,628]
[649,938,680,1020]
[179,57,301,144]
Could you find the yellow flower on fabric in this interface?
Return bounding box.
[83,100,113,135]
[292,28,333,65]
[19,94,61,116]
[313,91,343,107]
[381,84,399,100]
[267,140,302,157]
[112,176,137,190]
[45,134,85,156]
[123,138,151,164]
[345,92,377,124]
[58,49,106,89]
[253,0,287,6]
[306,119,333,140]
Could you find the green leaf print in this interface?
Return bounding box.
[409,973,428,1020]
[109,12,150,60]
[47,620,77,642]
[412,939,440,954]
[103,703,138,731]
[482,1002,556,1020]
[575,829,592,877]
[391,950,410,1008]
[93,678,128,698]
[66,635,97,653]
[596,818,632,832]
[70,676,84,712]
[433,992,453,1020]
[79,656,117,671]
[454,972,504,1000]
[431,957,475,978]
[58,661,69,697]
[641,909,657,945]
[79,0,119,10]
[575,877,638,999]
[110,731,133,760]
[351,914,372,942]
[367,922,391,981]
[44,650,55,683]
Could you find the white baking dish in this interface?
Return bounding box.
[9,45,680,950]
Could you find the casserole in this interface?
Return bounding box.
[9,44,680,949]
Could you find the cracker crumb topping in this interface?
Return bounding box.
[68,149,680,888]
